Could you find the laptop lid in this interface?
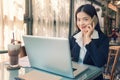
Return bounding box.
[23,35,88,78]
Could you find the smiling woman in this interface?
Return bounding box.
[69,4,109,80]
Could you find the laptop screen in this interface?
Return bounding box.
[23,35,74,78]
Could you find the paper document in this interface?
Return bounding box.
[19,56,30,67]
[19,70,62,80]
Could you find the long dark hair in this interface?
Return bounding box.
[75,4,101,33]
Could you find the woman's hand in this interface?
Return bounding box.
[85,22,95,38]
[83,23,95,45]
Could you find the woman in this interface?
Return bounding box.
[69,4,109,80]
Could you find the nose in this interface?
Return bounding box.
[79,20,85,26]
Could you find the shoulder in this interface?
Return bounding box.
[99,32,108,40]
[98,32,109,44]
[69,31,80,45]
[69,31,79,40]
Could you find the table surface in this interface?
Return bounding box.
[0,62,102,80]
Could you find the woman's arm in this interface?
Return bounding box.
[85,36,109,67]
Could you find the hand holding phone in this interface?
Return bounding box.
[85,15,98,38]
[83,16,98,45]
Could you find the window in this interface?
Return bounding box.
[0,0,26,62]
[32,0,70,38]
[0,0,26,49]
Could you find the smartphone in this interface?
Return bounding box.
[90,15,98,27]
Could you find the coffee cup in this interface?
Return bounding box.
[8,44,21,68]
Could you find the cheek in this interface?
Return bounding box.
[77,24,82,30]
[87,19,92,25]
[85,21,91,25]
[76,22,86,30]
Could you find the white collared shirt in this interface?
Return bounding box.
[73,30,99,63]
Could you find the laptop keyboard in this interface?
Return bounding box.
[72,68,77,71]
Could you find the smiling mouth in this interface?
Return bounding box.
[81,26,86,29]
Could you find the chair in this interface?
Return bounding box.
[104,46,120,80]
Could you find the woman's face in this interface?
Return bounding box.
[76,12,92,32]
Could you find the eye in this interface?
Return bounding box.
[83,18,89,21]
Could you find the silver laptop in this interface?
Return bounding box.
[23,35,88,78]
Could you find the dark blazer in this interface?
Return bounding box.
[69,31,109,80]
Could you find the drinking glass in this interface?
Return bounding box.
[7,44,21,69]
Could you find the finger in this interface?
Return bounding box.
[87,24,92,29]
[86,25,94,33]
